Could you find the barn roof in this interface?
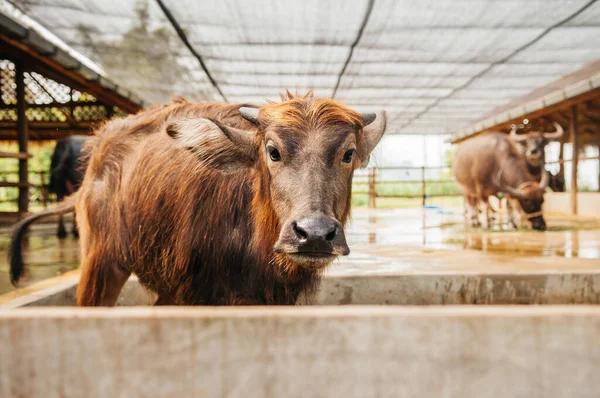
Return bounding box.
[449,60,600,143]
[0,0,143,110]
[0,1,145,140]
[5,0,600,135]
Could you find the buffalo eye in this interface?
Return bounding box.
[267,145,281,162]
[342,149,354,163]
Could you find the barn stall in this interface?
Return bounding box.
[1,0,600,397]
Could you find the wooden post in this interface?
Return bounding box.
[570,105,578,215]
[39,170,48,208]
[421,166,426,206]
[558,141,565,179]
[368,167,376,209]
[16,61,29,216]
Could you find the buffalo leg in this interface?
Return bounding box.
[465,196,481,227]
[481,199,494,229]
[506,199,519,229]
[154,294,175,306]
[76,249,130,306]
[57,214,67,239]
[72,210,79,238]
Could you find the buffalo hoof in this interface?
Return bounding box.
[57,228,67,239]
[72,229,79,238]
[469,220,481,228]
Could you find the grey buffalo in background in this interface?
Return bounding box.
[453,132,549,231]
[48,136,87,238]
[510,121,565,192]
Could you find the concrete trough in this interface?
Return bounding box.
[0,306,599,397]
[1,269,599,308]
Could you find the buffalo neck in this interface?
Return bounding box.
[502,155,537,189]
[526,162,542,178]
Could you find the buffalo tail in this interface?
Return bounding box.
[9,195,77,285]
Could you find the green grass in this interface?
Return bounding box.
[352,193,463,209]
[0,143,54,212]
[0,202,49,212]
[351,180,463,208]
[352,181,462,197]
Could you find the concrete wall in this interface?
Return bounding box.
[2,271,600,308]
[1,306,598,398]
[545,192,600,218]
[316,273,600,305]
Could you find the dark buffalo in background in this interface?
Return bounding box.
[48,135,87,238]
[548,171,566,193]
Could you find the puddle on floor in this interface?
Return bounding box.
[0,221,81,295]
[347,208,600,259]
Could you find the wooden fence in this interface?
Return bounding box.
[0,169,50,209]
[0,166,462,211]
[352,166,461,208]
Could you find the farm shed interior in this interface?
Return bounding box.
[1,1,600,395]
[5,0,600,133]
[0,1,141,216]
[0,0,599,217]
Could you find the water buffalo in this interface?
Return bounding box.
[48,135,87,237]
[548,171,566,193]
[10,93,386,305]
[453,132,549,230]
[510,121,564,192]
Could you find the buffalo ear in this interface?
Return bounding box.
[166,118,257,173]
[360,155,370,168]
[360,110,386,166]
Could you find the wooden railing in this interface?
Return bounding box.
[6,161,592,211]
[0,169,50,208]
[352,166,461,208]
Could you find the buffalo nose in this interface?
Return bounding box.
[293,217,337,242]
[531,217,547,231]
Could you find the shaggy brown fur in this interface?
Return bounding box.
[8,92,386,305]
[67,92,385,306]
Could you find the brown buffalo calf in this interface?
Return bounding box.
[10,92,386,306]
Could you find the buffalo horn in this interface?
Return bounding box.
[539,166,550,190]
[509,125,528,142]
[543,122,564,140]
[362,113,376,126]
[239,107,260,125]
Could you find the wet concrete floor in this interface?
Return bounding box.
[333,208,600,277]
[0,216,80,295]
[1,208,599,295]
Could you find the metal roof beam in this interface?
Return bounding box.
[155,0,227,102]
[331,0,375,99]
[403,0,599,134]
